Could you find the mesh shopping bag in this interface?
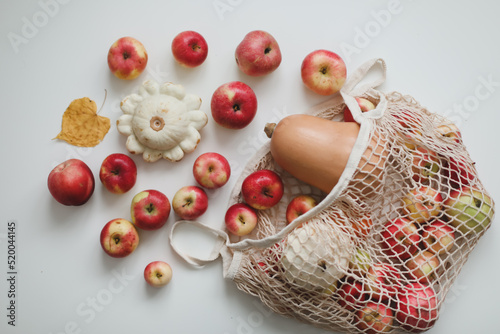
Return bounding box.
[170,58,495,333]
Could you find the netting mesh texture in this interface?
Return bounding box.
[227,91,494,333]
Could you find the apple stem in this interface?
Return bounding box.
[233,104,240,112]
[182,199,192,208]
[264,47,272,54]
[264,123,276,138]
[146,203,155,213]
[114,236,120,244]
[320,66,328,74]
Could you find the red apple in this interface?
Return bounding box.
[210,81,258,129]
[396,282,438,332]
[241,169,284,210]
[107,36,148,80]
[381,218,421,261]
[402,186,443,223]
[48,159,95,206]
[172,186,208,220]
[444,156,476,189]
[224,203,258,236]
[421,220,455,255]
[144,261,173,288]
[337,280,366,311]
[404,251,440,285]
[130,190,171,230]
[411,147,440,183]
[193,152,231,189]
[100,218,139,258]
[171,30,208,68]
[365,263,402,302]
[285,195,318,224]
[235,30,282,76]
[436,123,461,143]
[300,49,347,96]
[343,97,376,123]
[354,302,394,334]
[99,153,137,194]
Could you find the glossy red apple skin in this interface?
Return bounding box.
[107,36,148,80]
[211,81,258,129]
[171,30,208,68]
[224,203,258,236]
[355,302,394,334]
[301,49,347,96]
[48,159,95,206]
[99,153,137,194]
[396,282,438,332]
[100,218,139,258]
[343,97,376,122]
[131,190,171,230]
[235,30,282,76]
[285,195,317,224]
[402,186,443,223]
[381,218,421,261]
[172,186,208,220]
[241,169,284,210]
[193,152,231,189]
[337,280,366,311]
[421,220,455,255]
[444,157,476,189]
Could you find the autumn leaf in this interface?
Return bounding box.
[54,94,110,147]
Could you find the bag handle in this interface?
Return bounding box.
[341,58,388,123]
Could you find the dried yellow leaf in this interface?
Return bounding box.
[54,97,110,147]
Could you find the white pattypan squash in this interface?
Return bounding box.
[281,223,350,291]
[117,80,208,162]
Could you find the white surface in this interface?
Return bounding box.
[1,0,499,333]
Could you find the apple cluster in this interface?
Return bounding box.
[48,150,232,287]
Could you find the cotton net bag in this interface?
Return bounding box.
[170,58,495,333]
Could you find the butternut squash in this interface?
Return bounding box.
[265,114,387,195]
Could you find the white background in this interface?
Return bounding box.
[1,0,499,333]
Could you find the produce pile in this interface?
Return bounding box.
[47,30,495,333]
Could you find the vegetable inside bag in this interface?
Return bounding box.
[170,58,495,333]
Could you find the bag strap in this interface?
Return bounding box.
[341,58,387,123]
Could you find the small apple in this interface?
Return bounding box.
[285,195,318,224]
[193,152,231,189]
[211,81,258,129]
[172,186,208,220]
[436,123,461,143]
[107,36,148,80]
[343,97,376,123]
[422,220,455,255]
[444,187,494,234]
[402,186,443,223]
[235,30,282,76]
[241,169,284,210]
[337,280,366,311]
[300,49,347,96]
[381,218,421,261]
[354,302,394,334]
[99,153,137,194]
[396,282,438,332]
[130,190,171,230]
[48,159,95,206]
[365,263,402,302]
[224,203,258,236]
[349,248,372,277]
[144,261,173,288]
[404,250,440,285]
[171,30,208,68]
[100,218,139,258]
[411,147,440,183]
[444,157,476,189]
